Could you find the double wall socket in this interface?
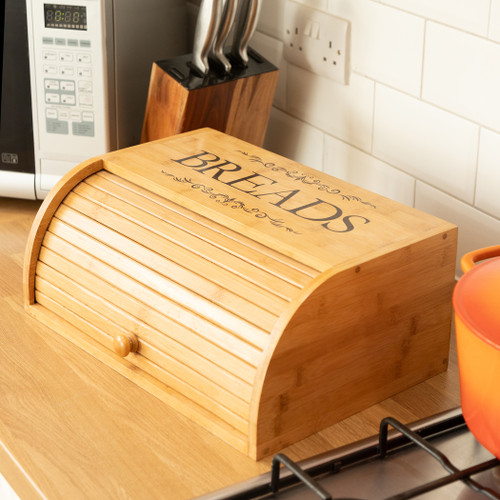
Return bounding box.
[283,0,350,85]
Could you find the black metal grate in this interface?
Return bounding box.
[228,412,500,500]
[377,417,500,500]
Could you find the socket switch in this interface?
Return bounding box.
[284,1,350,85]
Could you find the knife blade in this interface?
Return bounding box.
[230,0,262,67]
[191,0,223,76]
[210,0,238,73]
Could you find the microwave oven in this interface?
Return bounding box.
[0,0,187,199]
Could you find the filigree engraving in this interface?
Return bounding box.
[161,171,301,234]
[237,150,377,209]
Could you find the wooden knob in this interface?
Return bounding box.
[113,334,139,357]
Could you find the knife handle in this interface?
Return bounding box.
[231,0,262,67]
[192,0,223,76]
[211,0,238,73]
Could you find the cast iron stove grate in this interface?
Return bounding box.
[198,409,500,500]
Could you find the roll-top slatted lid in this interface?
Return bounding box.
[33,166,320,440]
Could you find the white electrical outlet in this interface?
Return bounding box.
[284,0,350,84]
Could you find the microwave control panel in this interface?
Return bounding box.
[27,0,114,193]
[42,40,96,139]
[26,0,187,199]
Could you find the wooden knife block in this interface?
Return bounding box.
[24,129,457,460]
[141,50,279,146]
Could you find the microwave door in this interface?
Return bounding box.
[0,0,36,198]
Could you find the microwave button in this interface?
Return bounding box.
[46,108,58,119]
[44,65,57,75]
[77,67,92,78]
[59,52,74,62]
[67,39,78,47]
[60,66,74,76]
[82,111,94,122]
[60,80,75,92]
[77,54,91,64]
[42,37,54,45]
[70,111,82,121]
[58,110,70,121]
[43,51,57,61]
[61,95,76,105]
[55,38,66,46]
[79,40,91,48]
[45,93,60,104]
[44,79,59,90]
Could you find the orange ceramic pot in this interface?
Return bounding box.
[453,245,500,458]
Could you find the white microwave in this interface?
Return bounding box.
[0,0,187,200]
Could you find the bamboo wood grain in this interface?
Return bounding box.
[25,301,250,453]
[141,60,279,147]
[250,230,457,458]
[33,288,251,433]
[23,158,104,306]
[92,170,318,281]
[36,262,255,404]
[22,129,458,461]
[38,235,262,366]
[73,179,303,303]
[141,62,188,141]
[1,197,464,499]
[46,216,270,348]
[38,247,258,378]
[61,188,297,316]
[71,183,292,312]
[101,133,455,271]
[101,155,334,270]
[55,199,279,332]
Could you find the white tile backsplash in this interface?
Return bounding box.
[476,128,500,218]
[423,22,500,133]
[327,0,424,96]
[264,108,324,170]
[250,31,287,111]
[256,0,286,40]
[324,134,415,206]
[288,66,374,151]
[380,0,490,36]
[373,85,478,203]
[416,182,500,276]
[255,0,500,264]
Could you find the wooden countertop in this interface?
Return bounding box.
[0,197,462,499]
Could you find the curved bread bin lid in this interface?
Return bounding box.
[24,129,457,459]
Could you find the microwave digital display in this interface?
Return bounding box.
[44,4,87,30]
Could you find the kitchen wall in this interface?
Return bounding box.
[247,0,500,275]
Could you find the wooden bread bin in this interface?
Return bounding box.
[24,128,457,460]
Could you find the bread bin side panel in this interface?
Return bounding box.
[24,158,105,307]
[250,228,458,459]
